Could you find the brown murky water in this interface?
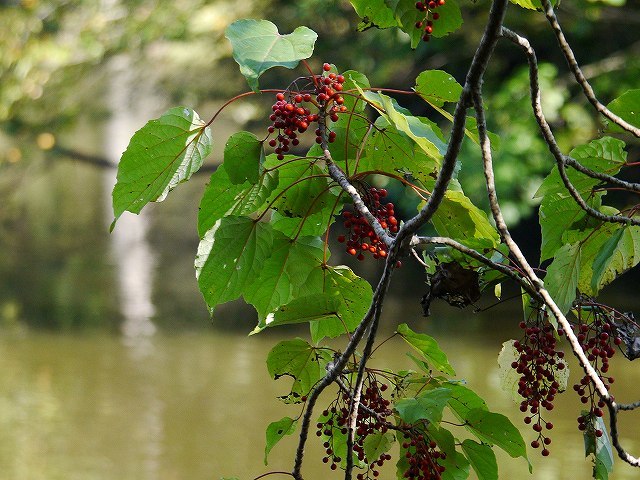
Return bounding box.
[1,321,639,480]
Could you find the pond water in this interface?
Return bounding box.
[1,317,639,480]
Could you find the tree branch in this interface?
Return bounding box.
[410,235,539,299]
[496,26,640,469]
[540,0,640,138]
[394,0,510,247]
[499,26,640,228]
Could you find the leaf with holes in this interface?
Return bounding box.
[264,416,297,465]
[415,70,463,107]
[266,338,332,403]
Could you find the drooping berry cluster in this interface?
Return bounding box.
[316,375,392,477]
[400,432,446,479]
[414,0,446,42]
[267,63,348,159]
[571,304,621,433]
[337,187,398,261]
[510,311,566,456]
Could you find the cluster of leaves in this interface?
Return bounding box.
[109,1,640,479]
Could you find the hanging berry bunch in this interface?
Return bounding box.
[510,309,566,456]
[400,432,446,479]
[571,302,622,435]
[267,63,348,160]
[337,187,398,262]
[316,374,392,476]
[414,0,446,42]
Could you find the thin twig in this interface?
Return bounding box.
[500,27,640,228]
[540,0,640,138]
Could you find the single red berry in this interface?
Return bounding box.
[323,63,331,71]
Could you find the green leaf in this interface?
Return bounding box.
[386,0,462,48]
[509,0,557,9]
[251,294,342,334]
[264,156,335,217]
[607,89,640,133]
[397,323,456,375]
[310,266,373,343]
[266,338,332,403]
[573,220,621,296]
[426,426,472,480]
[545,242,581,315]
[224,131,264,184]
[270,208,337,238]
[362,91,447,161]
[536,137,626,261]
[535,137,626,199]
[112,107,212,229]
[538,192,590,261]
[363,431,395,464]
[440,449,471,480]
[464,409,527,460]
[350,0,398,30]
[244,234,325,321]
[342,70,371,113]
[395,387,452,425]
[197,165,278,237]
[264,416,297,465]
[431,190,500,250]
[225,20,317,92]
[358,116,440,186]
[426,0,463,38]
[461,439,498,480]
[446,382,488,420]
[584,416,614,480]
[415,70,463,107]
[591,226,640,292]
[195,216,273,311]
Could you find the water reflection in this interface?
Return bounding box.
[102,54,163,342]
[1,328,639,480]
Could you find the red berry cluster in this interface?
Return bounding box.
[571,307,621,432]
[267,63,348,160]
[414,0,445,42]
[316,376,392,477]
[511,315,566,456]
[337,188,398,261]
[400,433,446,479]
